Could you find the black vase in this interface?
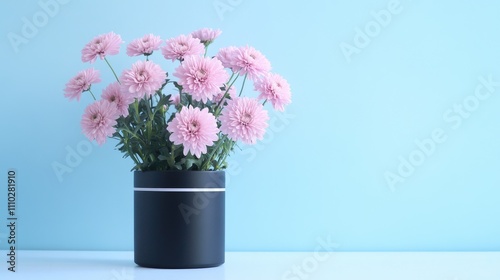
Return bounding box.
[134,170,225,268]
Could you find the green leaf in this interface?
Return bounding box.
[156,94,170,108]
[158,155,169,161]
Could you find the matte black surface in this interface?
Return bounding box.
[134,170,225,189]
[134,171,225,268]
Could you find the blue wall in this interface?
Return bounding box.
[1,0,499,251]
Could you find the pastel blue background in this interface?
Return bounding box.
[1,0,499,252]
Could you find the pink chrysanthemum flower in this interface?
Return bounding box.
[173,55,229,103]
[232,46,271,80]
[120,60,167,99]
[191,28,222,46]
[216,46,239,69]
[216,46,271,79]
[254,73,292,111]
[81,100,119,145]
[167,106,219,158]
[81,32,122,63]
[64,68,101,101]
[101,82,134,117]
[220,97,269,144]
[126,34,162,56]
[213,85,236,105]
[161,34,205,62]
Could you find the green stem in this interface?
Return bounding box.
[214,73,240,117]
[227,71,236,85]
[119,127,147,147]
[133,100,140,122]
[238,74,248,97]
[88,89,96,100]
[216,140,235,168]
[144,97,153,142]
[127,146,142,168]
[202,136,226,170]
[170,143,176,166]
[118,129,145,168]
[104,57,120,83]
[216,74,237,107]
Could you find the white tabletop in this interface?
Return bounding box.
[0,250,498,280]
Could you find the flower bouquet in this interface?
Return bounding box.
[63,28,292,268]
[64,28,291,171]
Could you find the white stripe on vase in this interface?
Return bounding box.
[134,187,225,192]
